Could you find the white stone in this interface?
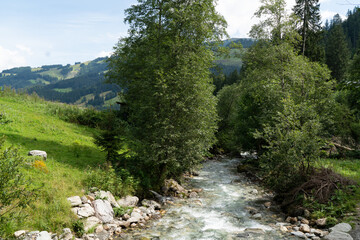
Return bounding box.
[252,213,262,220]
[93,199,114,223]
[77,204,95,218]
[67,196,82,207]
[141,199,161,209]
[95,224,104,233]
[95,191,119,208]
[14,230,27,238]
[59,228,73,240]
[117,196,139,207]
[36,231,51,240]
[324,231,353,240]
[291,231,306,238]
[84,216,102,232]
[330,223,352,233]
[280,226,288,233]
[128,211,143,223]
[299,224,311,233]
[28,150,47,160]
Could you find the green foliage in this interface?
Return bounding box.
[255,97,324,191]
[107,0,227,187]
[305,185,360,224]
[293,0,324,62]
[0,137,37,237]
[113,206,133,218]
[84,164,137,197]
[72,220,85,237]
[325,15,350,82]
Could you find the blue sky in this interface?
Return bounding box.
[0,0,357,71]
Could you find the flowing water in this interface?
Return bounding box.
[124,158,287,240]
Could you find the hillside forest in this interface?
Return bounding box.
[1,0,360,238]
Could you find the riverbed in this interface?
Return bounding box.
[122,157,287,240]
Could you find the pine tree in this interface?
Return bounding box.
[326,15,350,82]
[293,0,324,61]
[107,0,227,186]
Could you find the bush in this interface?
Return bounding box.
[72,220,85,237]
[83,164,138,198]
[0,137,37,237]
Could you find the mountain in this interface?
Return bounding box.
[0,57,120,109]
[0,38,253,108]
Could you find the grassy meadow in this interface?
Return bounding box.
[0,89,106,233]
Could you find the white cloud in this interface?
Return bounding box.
[321,10,347,22]
[16,44,33,55]
[96,50,112,58]
[0,46,27,71]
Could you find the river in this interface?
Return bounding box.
[122,157,287,240]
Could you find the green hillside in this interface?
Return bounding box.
[0,89,107,234]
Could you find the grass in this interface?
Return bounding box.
[317,158,360,183]
[0,89,106,233]
[39,68,63,80]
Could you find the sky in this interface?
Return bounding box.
[0,0,358,71]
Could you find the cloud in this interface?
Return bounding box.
[16,44,33,55]
[0,46,27,71]
[96,50,112,58]
[321,10,347,22]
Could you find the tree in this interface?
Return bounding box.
[107,0,227,186]
[249,0,299,45]
[293,0,325,62]
[326,15,350,82]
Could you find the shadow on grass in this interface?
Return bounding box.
[4,133,105,170]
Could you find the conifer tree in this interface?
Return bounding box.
[293,0,324,61]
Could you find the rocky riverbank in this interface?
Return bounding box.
[12,156,357,240]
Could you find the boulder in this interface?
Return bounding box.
[28,150,47,160]
[84,216,102,232]
[141,199,161,210]
[77,203,95,218]
[128,211,143,223]
[117,196,139,207]
[36,231,51,240]
[299,224,311,233]
[291,231,306,239]
[59,228,73,240]
[14,230,27,238]
[252,213,262,220]
[67,196,82,207]
[330,223,352,233]
[163,179,188,197]
[95,191,119,208]
[93,200,114,223]
[324,231,353,240]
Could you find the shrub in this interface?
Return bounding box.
[0,137,37,237]
[113,206,133,218]
[83,164,138,198]
[72,220,85,237]
[32,159,49,173]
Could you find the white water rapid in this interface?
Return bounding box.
[122,158,287,240]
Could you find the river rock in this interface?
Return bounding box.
[36,231,51,240]
[59,228,72,240]
[93,199,114,223]
[316,218,327,227]
[291,231,306,238]
[95,191,119,208]
[84,216,102,231]
[252,213,262,220]
[189,192,198,198]
[301,218,309,225]
[117,196,139,207]
[330,223,352,233]
[142,199,161,210]
[280,226,288,233]
[77,203,95,218]
[67,196,82,207]
[324,231,353,240]
[128,211,143,223]
[28,150,47,160]
[14,230,27,238]
[164,179,188,197]
[299,224,311,233]
[81,196,89,204]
